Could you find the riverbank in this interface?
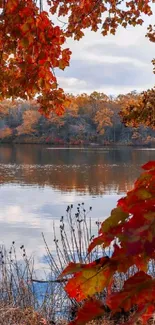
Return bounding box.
[0,135,153,147]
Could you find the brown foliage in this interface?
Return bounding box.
[16,109,40,135]
[0,126,12,138]
[120,88,155,128]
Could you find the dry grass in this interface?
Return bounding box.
[0,204,155,324]
[0,305,49,325]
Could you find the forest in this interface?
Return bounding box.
[1,90,155,146]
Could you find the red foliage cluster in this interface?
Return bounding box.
[47,0,152,39]
[59,161,155,324]
[0,0,154,119]
[0,0,71,116]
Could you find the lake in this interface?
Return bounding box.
[0,144,154,276]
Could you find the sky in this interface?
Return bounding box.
[46,2,155,97]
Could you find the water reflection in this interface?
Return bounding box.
[0,144,154,273]
[0,144,154,194]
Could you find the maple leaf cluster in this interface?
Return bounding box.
[59,161,155,325]
[47,0,152,39]
[0,0,71,117]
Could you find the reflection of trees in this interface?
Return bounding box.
[0,145,154,195]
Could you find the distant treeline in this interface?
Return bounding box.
[0,91,155,145]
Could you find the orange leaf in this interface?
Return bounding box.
[69,299,105,325]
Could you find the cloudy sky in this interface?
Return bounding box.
[45,2,155,96]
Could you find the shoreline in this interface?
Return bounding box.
[0,140,153,148]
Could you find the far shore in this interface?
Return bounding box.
[0,138,153,148]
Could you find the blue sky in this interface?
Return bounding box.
[45,1,155,96]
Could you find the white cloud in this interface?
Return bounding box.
[56,77,152,96]
[57,76,87,90]
[76,53,149,67]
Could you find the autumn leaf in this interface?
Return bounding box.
[64,267,111,301]
[88,206,129,251]
[59,257,110,278]
[60,257,115,302]
[106,271,154,313]
[69,299,105,325]
[100,206,129,233]
[142,161,155,170]
[58,262,85,278]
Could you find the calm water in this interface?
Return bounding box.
[0,144,155,275]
